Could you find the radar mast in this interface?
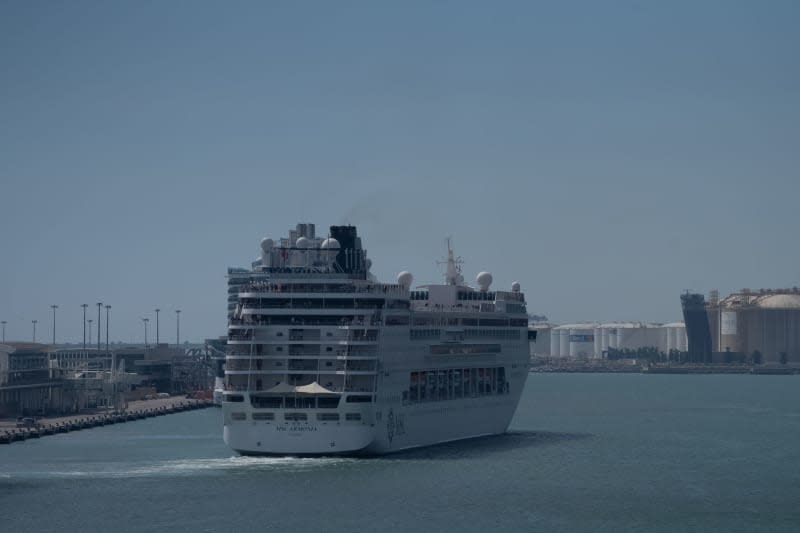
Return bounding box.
[439,237,464,286]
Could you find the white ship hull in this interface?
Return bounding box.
[222,366,528,456]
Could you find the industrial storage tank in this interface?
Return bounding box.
[550,328,562,357]
[706,289,800,363]
[567,324,597,358]
[664,322,688,353]
[747,293,800,363]
[601,327,611,353]
[530,324,553,357]
[559,327,569,357]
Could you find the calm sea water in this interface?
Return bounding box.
[2,374,800,532]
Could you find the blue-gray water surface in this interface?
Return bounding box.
[2,374,800,532]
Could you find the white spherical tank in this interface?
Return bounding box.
[320,237,340,265]
[397,271,413,289]
[295,236,311,249]
[320,238,340,250]
[476,272,493,291]
[511,281,521,293]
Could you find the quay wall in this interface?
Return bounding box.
[0,395,215,445]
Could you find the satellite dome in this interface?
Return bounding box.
[321,238,340,250]
[476,272,493,291]
[511,281,521,293]
[397,271,413,288]
[295,236,311,249]
[260,238,274,251]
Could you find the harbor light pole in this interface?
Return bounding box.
[155,308,160,345]
[142,318,149,348]
[1,321,6,343]
[51,304,58,345]
[81,304,88,351]
[175,309,181,348]
[87,319,93,344]
[32,320,37,342]
[96,302,102,352]
[105,304,111,357]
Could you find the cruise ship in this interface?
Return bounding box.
[222,223,531,455]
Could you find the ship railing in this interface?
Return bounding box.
[240,282,405,296]
[229,317,382,328]
[411,303,504,313]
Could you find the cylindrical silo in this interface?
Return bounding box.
[569,325,595,358]
[750,294,800,363]
[719,308,743,354]
[666,326,676,353]
[550,328,561,357]
[594,327,603,358]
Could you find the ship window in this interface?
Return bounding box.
[386,316,410,326]
[318,397,340,409]
[326,347,333,352]
[276,347,283,352]
[345,413,362,421]
[251,396,282,408]
[224,394,244,403]
[346,395,373,403]
[317,413,340,421]
[276,332,283,336]
[326,332,333,337]
[231,412,247,421]
[252,412,274,421]
[284,413,307,421]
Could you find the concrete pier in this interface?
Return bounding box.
[0,395,214,445]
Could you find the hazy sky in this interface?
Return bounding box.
[1,1,798,343]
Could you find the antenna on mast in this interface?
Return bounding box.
[437,236,464,285]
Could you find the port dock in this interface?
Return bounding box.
[0,395,214,445]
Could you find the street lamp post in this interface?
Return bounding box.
[32,320,37,342]
[155,308,160,345]
[142,318,149,348]
[1,321,6,343]
[96,302,103,352]
[175,309,181,348]
[87,319,93,344]
[81,304,88,351]
[51,304,58,345]
[105,304,111,358]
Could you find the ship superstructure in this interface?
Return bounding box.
[222,223,530,455]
